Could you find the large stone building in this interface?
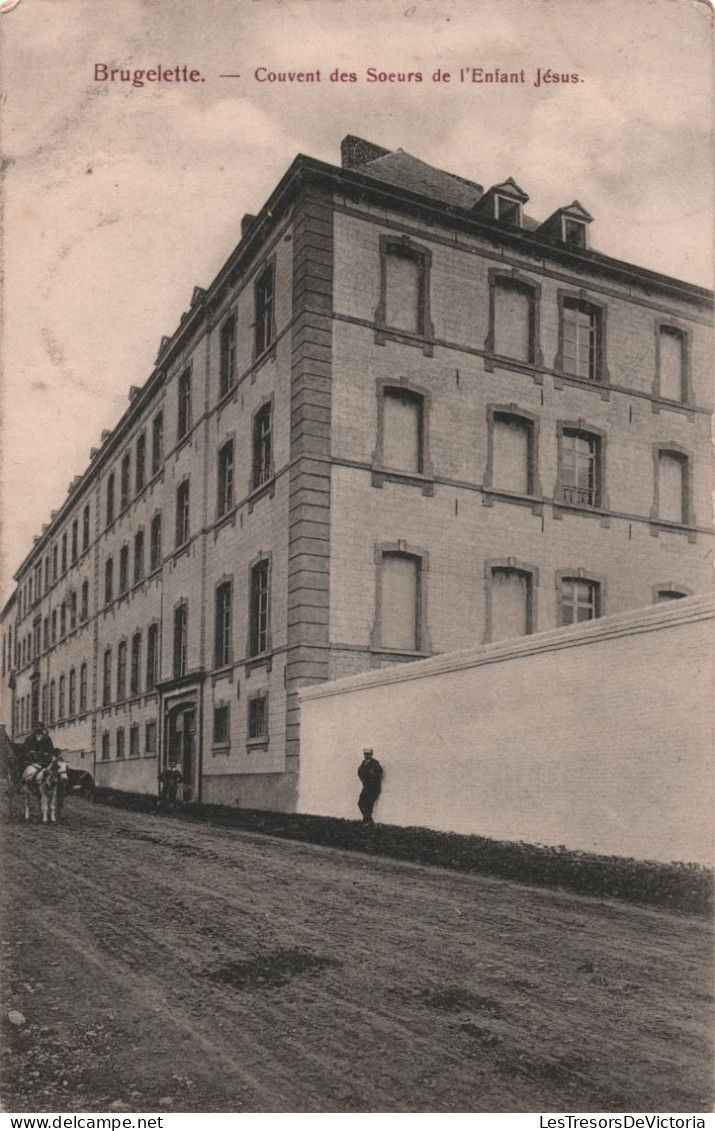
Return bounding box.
[1,135,712,810]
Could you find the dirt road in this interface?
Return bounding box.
[1,799,711,1113]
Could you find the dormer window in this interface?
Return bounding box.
[562,217,588,249]
[496,195,522,227]
[538,201,593,248]
[474,179,528,229]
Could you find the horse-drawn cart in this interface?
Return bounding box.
[1,726,94,821]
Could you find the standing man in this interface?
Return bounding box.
[157,759,184,811]
[357,747,383,825]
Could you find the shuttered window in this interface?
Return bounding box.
[659,329,685,402]
[658,453,686,524]
[494,281,531,362]
[385,250,422,334]
[490,568,531,641]
[382,389,423,474]
[493,416,531,494]
[381,553,419,651]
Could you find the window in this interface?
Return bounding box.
[563,218,588,248]
[215,581,232,668]
[79,663,88,713]
[52,545,58,583]
[44,557,50,592]
[218,440,235,516]
[561,298,601,382]
[61,534,67,574]
[106,473,115,526]
[254,263,275,356]
[492,278,536,364]
[381,387,424,475]
[249,561,270,656]
[51,610,57,644]
[135,433,146,493]
[120,453,131,510]
[656,327,687,403]
[102,648,112,706]
[145,720,157,755]
[49,681,56,725]
[101,732,110,761]
[175,480,190,547]
[219,313,237,397]
[654,448,690,525]
[60,602,66,638]
[117,640,127,700]
[43,617,49,651]
[213,705,230,746]
[177,369,192,440]
[130,725,140,759]
[68,669,76,717]
[82,505,90,552]
[150,514,162,572]
[69,590,77,630]
[119,545,129,595]
[58,674,65,720]
[382,240,429,335]
[252,405,272,489]
[41,684,48,722]
[173,603,188,679]
[130,632,142,696]
[488,411,535,496]
[146,623,159,690]
[116,729,125,760]
[559,577,601,626]
[379,553,421,651]
[370,544,431,654]
[152,411,164,474]
[81,580,89,622]
[134,530,145,584]
[558,428,602,508]
[105,558,114,605]
[71,520,78,564]
[494,194,521,225]
[248,695,268,741]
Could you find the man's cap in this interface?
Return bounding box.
[34,721,46,729]
[363,747,373,755]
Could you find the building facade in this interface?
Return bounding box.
[1,135,712,810]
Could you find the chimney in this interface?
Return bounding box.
[340,135,391,170]
[241,213,257,237]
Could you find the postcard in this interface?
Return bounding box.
[1,0,712,1118]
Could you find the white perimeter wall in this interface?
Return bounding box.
[298,596,713,864]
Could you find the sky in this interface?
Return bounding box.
[1,0,712,604]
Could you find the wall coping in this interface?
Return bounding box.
[300,593,714,702]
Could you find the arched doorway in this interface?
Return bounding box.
[166,701,197,802]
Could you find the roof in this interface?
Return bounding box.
[358,149,543,230]
[358,149,484,210]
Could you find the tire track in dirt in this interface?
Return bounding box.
[7,849,372,1111]
[9,836,496,1111]
[3,801,711,1112]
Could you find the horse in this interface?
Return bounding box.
[22,755,69,824]
[55,766,95,816]
[63,767,95,801]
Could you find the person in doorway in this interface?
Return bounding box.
[157,759,183,811]
[357,747,383,825]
